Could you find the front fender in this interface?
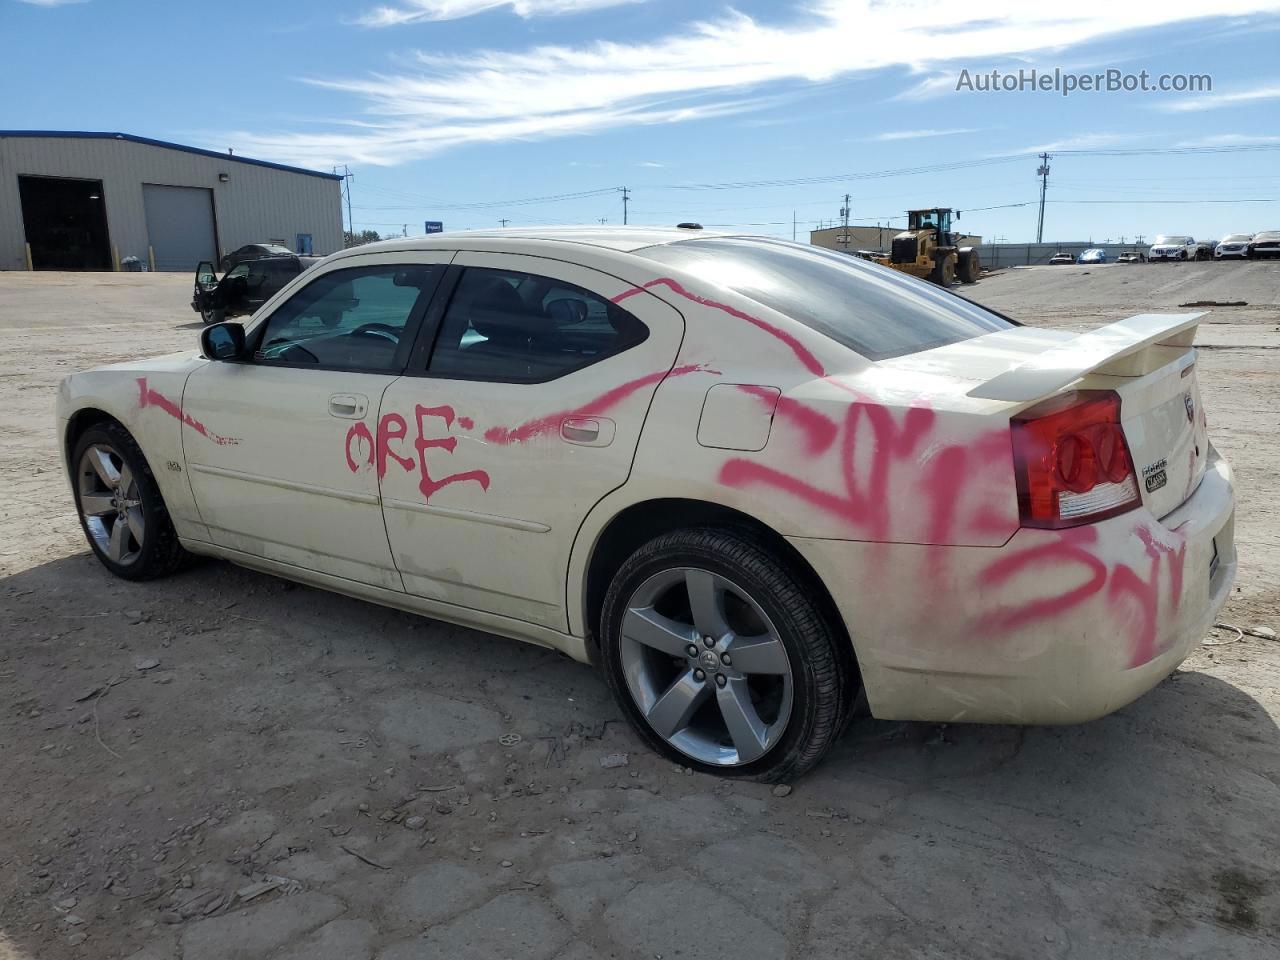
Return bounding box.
[58,354,210,540]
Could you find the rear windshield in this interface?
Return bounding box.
[637,237,1014,361]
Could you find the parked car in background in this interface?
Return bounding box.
[1214,234,1253,260]
[1048,252,1075,265]
[57,226,1236,780]
[192,254,320,325]
[1117,250,1146,263]
[1149,236,1209,261]
[220,243,295,272]
[1249,231,1280,259]
[1077,248,1107,264]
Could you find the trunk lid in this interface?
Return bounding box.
[959,312,1207,520]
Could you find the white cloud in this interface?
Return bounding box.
[866,127,982,141]
[1019,132,1152,153]
[357,0,641,26]
[1175,133,1280,146]
[16,0,89,6]
[1159,83,1280,112]
[228,0,1280,166]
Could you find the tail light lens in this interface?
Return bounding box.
[1011,390,1140,529]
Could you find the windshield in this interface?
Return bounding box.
[637,237,1015,361]
[1222,234,1252,243]
[1154,236,1191,245]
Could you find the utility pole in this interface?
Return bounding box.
[499,218,510,227]
[1035,153,1050,244]
[839,194,851,251]
[598,217,608,225]
[792,210,796,243]
[402,224,408,237]
[619,186,630,225]
[344,166,355,246]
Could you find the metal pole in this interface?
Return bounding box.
[344,166,354,246]
[620,187,630,225]
[1035,153,1050,244]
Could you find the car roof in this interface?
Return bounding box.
[347,225,731,255]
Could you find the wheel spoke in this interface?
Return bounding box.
[646,670,710,739]
[79,492,116,517]
[716,677,769,763]
[685,569,729,640]
[624,607,694,658]
[125,505,146,546]
[727,633,789,675]
[87,447,120,488]
[107,518,129,562]
[118,464,135,499]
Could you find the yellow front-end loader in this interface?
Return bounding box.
[875,208,980,286]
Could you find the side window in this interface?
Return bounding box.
[428,267,648,382]
[251,263,441,372]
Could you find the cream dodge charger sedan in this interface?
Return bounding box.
[57,227,1237,780]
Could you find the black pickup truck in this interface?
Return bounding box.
[191,254,320,325]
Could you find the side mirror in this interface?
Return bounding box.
[200,322,246,360]
[955,210,962,221]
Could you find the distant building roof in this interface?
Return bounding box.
[0,130,342,181]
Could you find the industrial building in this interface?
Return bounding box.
[0,131,343,271]
[810,224,982,253]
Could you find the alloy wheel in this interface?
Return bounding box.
[619,567,794,766]
[77,443,145,565]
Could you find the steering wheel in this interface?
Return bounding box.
[349,323,401,343]
[263,338,319,364]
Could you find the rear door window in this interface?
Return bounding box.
[427,266,648,382]
[639,237,1014,361]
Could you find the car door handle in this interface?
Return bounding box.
[561,417,614,447]
[328,394,368,419]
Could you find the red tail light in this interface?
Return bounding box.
[1011,390,1140,529]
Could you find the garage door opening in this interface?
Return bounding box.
[18,175,112,270]
[143,184,217,272]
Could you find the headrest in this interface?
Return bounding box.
[468,277,532,343]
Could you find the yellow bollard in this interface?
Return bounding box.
[112,245,121,272]
[148,246,156,272]
[25,242,33,271]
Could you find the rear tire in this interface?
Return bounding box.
[71,422,193,581]
[600,527,856,781]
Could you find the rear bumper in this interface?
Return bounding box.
[788,449,1236,725]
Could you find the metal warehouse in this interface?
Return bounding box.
[0,131,343,271]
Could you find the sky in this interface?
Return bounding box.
[5,0,1280,244]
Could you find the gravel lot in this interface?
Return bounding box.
[1,262,1278,960]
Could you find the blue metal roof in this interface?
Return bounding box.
[0,130,343,181]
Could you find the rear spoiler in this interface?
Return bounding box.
[967,312,1204,403]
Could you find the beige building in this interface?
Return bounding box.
[810,224,982,253]
[1,131,343,271]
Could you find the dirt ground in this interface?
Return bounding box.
[1,262,1278,960]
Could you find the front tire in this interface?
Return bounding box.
[71,422,192,581]
[600,527,855,781]
[201,306,225,326]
